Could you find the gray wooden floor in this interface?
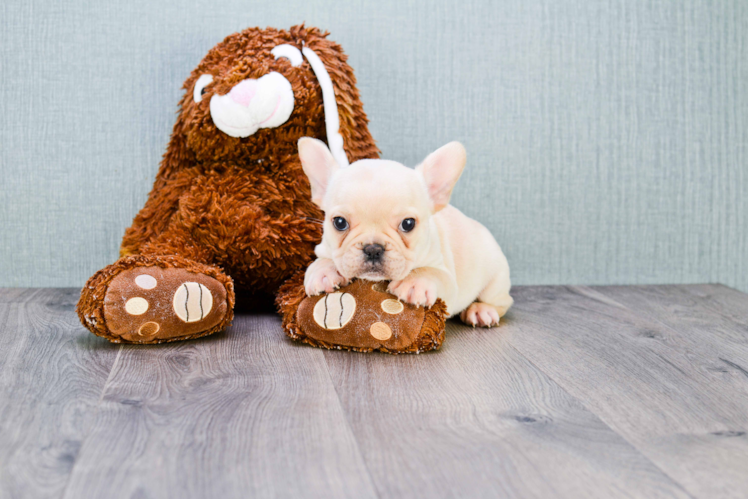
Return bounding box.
[1,285,748,498]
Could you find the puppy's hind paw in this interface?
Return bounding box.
[460,302,501,328]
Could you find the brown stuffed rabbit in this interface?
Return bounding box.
[77,25,378,343]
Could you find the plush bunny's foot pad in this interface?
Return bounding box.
[78,255,234,344]
[277,272,447,354]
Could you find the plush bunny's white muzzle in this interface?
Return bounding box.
[209,71,295,138]
[203,44,349,168]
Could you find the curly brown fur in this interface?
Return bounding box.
[408,299,448,354]
[120,25,378,261]
[78,26,378,343]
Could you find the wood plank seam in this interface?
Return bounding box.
[500,336,693,498]
[719,358,748,380]
[508,284,748,497]
[321,354,382,498]
[61,344,124,499]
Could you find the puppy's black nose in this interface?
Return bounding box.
[363,244,385,262]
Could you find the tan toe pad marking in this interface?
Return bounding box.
[313,292,356,330]
[173,282,213,323]
[381,298,404,314]
[370,322,393,340]
[125,297,149,315]
[135,274,157,289]
[138,321,160,337]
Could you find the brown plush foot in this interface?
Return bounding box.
[103,267,228,342]
[78,255,234,344]
[277,272,448,354]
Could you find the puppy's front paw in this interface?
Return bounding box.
[305,260,348,296]
[388,276,438,307]
[460,302,501,328]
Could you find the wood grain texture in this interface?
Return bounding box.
[0,288,119,498]
[2,285,748,497]
[322,322,688,498]
[505,285,748,498]
[62,314,376,499]
[593,284,748,400]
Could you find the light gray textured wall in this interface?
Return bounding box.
[1,0,746,291]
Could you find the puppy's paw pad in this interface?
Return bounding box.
[460,302,501,328]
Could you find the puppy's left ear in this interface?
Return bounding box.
[416,142,466,212]
[298,137,339,207]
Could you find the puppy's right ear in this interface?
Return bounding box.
[298,137,339,207]
[417,141,466,213]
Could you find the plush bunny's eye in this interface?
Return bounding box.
[193,74,213,103]
[271,44,303,67]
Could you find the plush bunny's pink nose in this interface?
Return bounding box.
[229,79,258,107]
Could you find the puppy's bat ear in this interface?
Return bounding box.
[298,137,339,207]
[416,142,466,212]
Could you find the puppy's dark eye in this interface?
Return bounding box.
[332,217,349,231]
[201,87,207,96]
[400,218,416,232]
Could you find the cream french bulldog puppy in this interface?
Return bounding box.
[298,137,513,327]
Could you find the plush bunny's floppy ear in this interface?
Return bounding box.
[302,46,349,168]
[416,142,467,213]
[298,137,339,207]
[299,27,380,164]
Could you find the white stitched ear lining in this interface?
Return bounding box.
[193,74,213,103]
[272,44,303,67]
[302,46,349,168]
